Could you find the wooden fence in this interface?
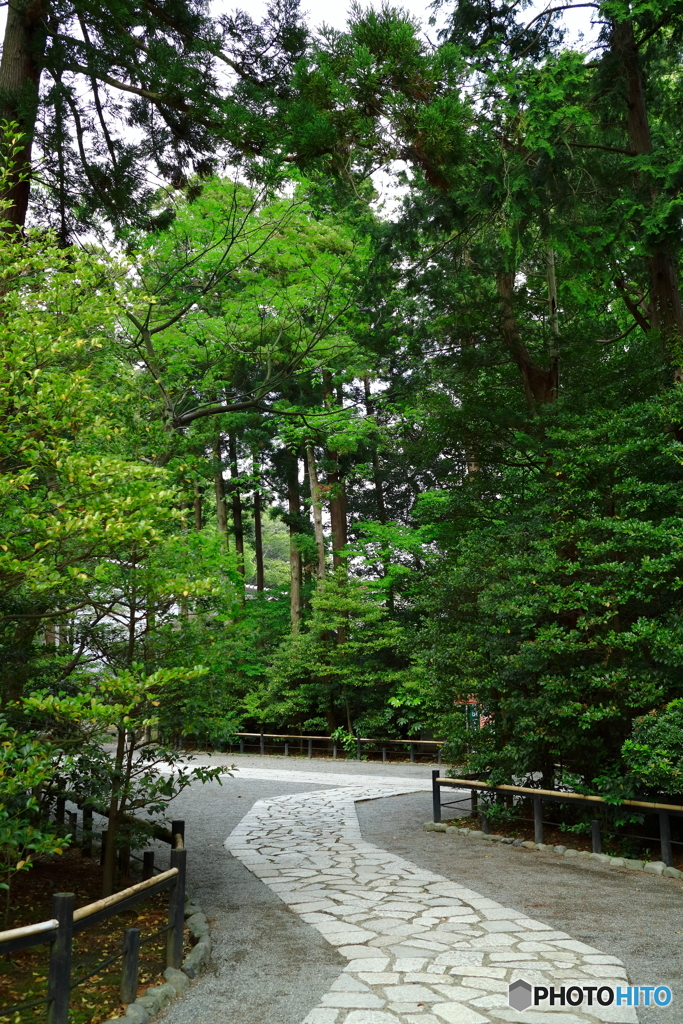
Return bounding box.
[233,731,444,762]
[432,772,683,866]
[0,820,187,1023]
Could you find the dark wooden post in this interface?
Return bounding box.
[142,851,155,880]
[120,927,141,1004]
[659,810,673,866]
[284,741,289,757]
[56,797,65,825]
[480,811,490,834]
[470,789,478,817]
[333,743,337,760]
[167,848,187,969]
[410,744,415,763]
[260,731,265,755]
[308,738,313,759]
[591,819,602,854]
[437,746,442,765]
[382,747,387,763]
[356,739,361,761]
[118,845,131,884]
[47,893,74,1024]
[239,740,244,753]
[432,770,441,823]
[533,797,544,844]
[171,820,185,847]
[82,806,93,857]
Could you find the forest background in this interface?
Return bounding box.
[1,0,683,897]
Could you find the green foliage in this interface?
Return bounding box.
[3,0,683,866]
[0,720,66,909]
[623,700,683,794]
[412,392,683,787]
[267,572,419,735]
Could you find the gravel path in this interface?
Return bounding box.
[153,756,681,1024]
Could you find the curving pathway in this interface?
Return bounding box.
[225,772,637,1024]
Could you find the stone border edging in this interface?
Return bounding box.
[424,820,683,879]
[105,894,212,1024]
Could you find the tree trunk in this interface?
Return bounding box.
[306,446,326,580]
[253,454,264,592]
[363,376,387,523]
[363,376,393,611]
[102,728,126,897]
[213,437,229,549]
[546,246,560,400]
[193,485,202,531]
[327,452,347,570]
[323,374,347,569]
[228,432,245,578]
[287,452,303,632]
[497,270,556,406]
[0,0,49,230]
[611,18,683,359]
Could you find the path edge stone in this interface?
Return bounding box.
[423,821,683,880]
[103,892,212,1023]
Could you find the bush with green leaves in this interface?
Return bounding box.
[622,701,683,795]
[23,666,227,895]
[0,720,66,916]
[267,572,423,736]
[414,392,683,792]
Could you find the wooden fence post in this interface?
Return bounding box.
[356,739,361,761]
[533,796,544,844]
[591,819,602,854]
[432,770,441,823]
[142,851,155,880]
[167,848,187,969]
[308,738,313,759]
[171,820,185,847]
[82,806,93,858]
[260,731,265,755]
[118,845,131,885]
[120,927,141,1004]
[47,893,74,1024]
[659,810,673,866]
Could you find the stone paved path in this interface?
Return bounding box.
[224,770,637,1024]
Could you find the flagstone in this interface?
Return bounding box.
[224,773,632,1024]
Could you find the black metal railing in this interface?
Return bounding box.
[0,820,187,1024]
[431,772,683,866]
